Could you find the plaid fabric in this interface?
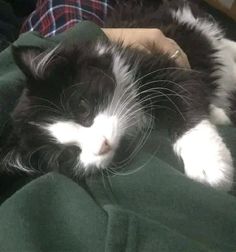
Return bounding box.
[20,0,114,37]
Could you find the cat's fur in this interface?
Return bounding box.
[1,0,236,190]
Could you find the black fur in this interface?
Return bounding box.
[0,0,234,182]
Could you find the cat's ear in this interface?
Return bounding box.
[12,45,44,78]
[12,45,65,79]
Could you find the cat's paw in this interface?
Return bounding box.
[183,152,233,191]
[174,120,234,191]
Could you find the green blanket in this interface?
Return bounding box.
[0,22,236,252]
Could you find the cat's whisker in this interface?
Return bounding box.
[33,44,61,77]
[105,170,115,192]
[60,89,69,113]
[111,132,152,172]
[113,117,154,168]
[5,151,34,173]
[113,79,191,121]
[32,96,64,113]
[140,79,192,96]
[29,105,63,115]
[67,81,89,90]
[109,72,137,116]
[132,67,202,86]
[96,68,117,85]
[111,146,159,176]
[137,89,187,121]
[47,150,62,170]
[110,107,154,169]
[135,91,190,111]
[118,91,188,126]
[100,169,107,189]
[158,91,186,120]
[128,80,191,105]
[96,68,119,116]
[108,63,138,115]
[27,145,48,170]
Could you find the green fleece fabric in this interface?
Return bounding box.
[0,21,236,252]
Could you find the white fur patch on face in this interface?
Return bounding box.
[112,52,133,84]
[96,42,148,133]
[44,113,120,172]
[78,113,120,169]
[109,49,148,130]
[46,121,81,144]
[173,119,233,191]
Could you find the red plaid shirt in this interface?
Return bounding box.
[20,0,114,37]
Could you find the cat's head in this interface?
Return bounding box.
[11,41,149,175]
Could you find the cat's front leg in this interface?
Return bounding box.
[173,119,234,191]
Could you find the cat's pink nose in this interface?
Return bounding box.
[98,138,111,155]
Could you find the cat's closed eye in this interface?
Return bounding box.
[78,99,91,119]
[75,99,94,127]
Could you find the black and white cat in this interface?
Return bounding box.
[1,0,236,190]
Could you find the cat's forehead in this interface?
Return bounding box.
[68,64,115,105]
[14,42,135,105]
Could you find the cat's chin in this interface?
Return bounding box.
[78,149,115,173]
